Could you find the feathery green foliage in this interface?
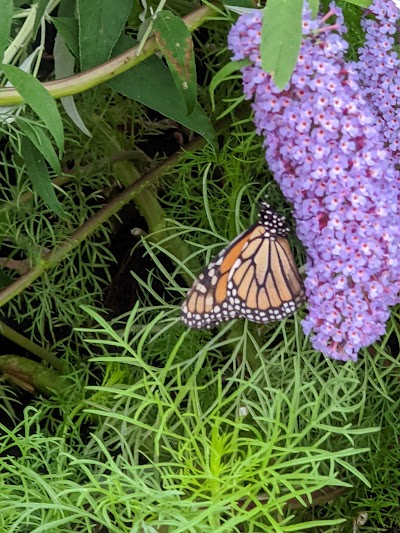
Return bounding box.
[0,1,399,532]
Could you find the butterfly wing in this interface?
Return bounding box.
[181,202,305,329]
[227,227,305,323]
[181,225,257,329]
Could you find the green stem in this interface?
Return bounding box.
[0,355,66,396]
[113,160,198,285]
[3,7,38,65]
[0,320,66,372]
[0,5,216,105]
[0,134,206,308]
[136,0,169,56]
[4,0,62,68]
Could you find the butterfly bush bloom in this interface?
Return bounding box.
[355,0,400,157]
[228,4,400,360]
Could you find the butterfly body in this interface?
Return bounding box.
[181,202,305,329]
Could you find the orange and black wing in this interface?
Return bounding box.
[181,202,305,329]
[181,225,257,329]
[226,227,305,323]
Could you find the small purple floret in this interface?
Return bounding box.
[227,2,400,360]
[356,0,400,159]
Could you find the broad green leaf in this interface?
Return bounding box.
[0,50,42,126]
[1,65,64,152]
[54,32,92,136]
[52,17,79,58]
[17,119,62,175]
[153,10,197,115]
[33,0,50,36]
[21,137,65,218]
[58,0,76,17]
[209,59,250,110]
[108,35,217,149]
[0,269,12,288]
[0,0,13,63]
[261,0,303,90]
[343,0,370,6]
[77,0,132,70]
[309,0,319,16]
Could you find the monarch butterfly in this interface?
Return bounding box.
[181,202,305,329]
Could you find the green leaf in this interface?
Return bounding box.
[209,59,250,110]
[77,0,132,70]
[33,0,50,36]
[343,0,370,6]
[108,35,217,149]
[21,137,65,218]
[17,119,62,175]
[308,0,319,17]
[261,0,303,90]
[53,32,92,137]
[0,0,13,63]
[1,65,64,152]
[153,10,197,116]
[52,17,79,59]
[58,0,76,17]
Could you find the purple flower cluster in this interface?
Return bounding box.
[227,2,400,360]
[356,1,400,156]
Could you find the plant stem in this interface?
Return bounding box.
[0,355,66,395]
[3,7,38,65]
[136,0,168,56]
[0,320,66,372]
[0,134,206,308]
[0,150,142,214]
[113,160,198,285]
[0,5,216,105]
[3,0,62,67]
